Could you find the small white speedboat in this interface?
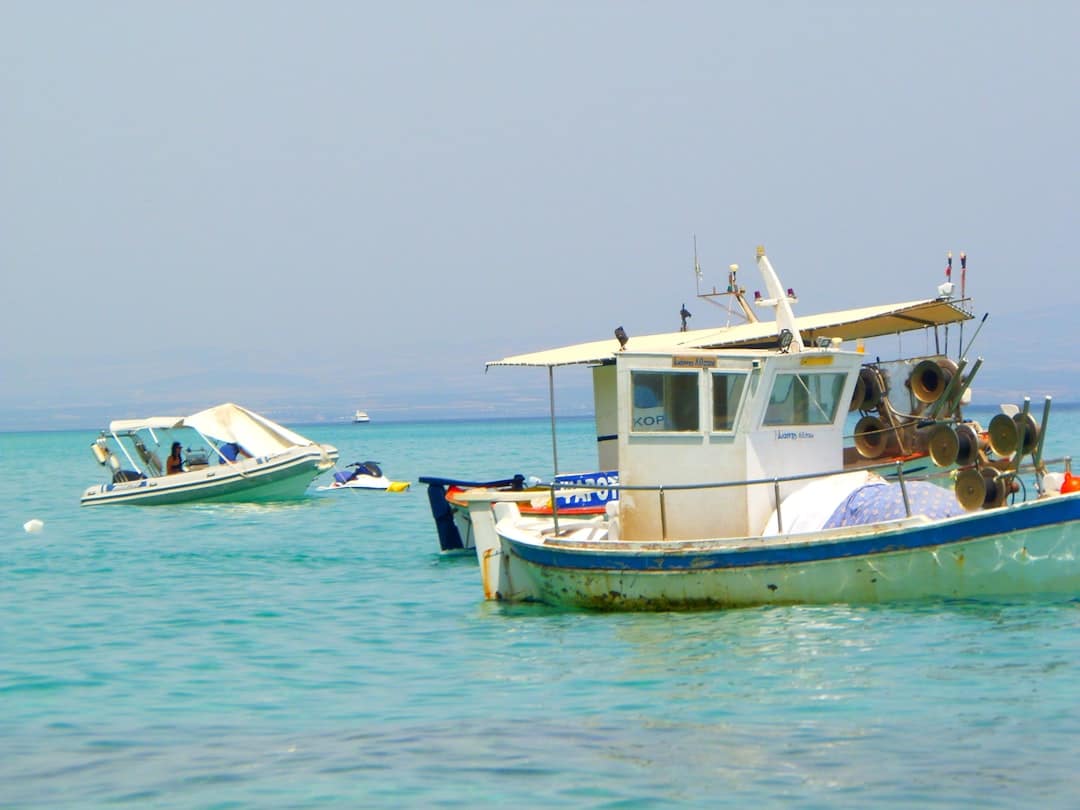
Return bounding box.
[81,402,338,506]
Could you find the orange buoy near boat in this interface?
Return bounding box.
[1061,472,1080,494]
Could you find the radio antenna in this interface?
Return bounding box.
[944,251,952,356]
[958,252,968,355]
[693,234,702,296]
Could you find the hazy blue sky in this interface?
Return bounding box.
[3,2,1078,430]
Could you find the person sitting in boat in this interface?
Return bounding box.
[166,442,184,475]
[217,441,251,464]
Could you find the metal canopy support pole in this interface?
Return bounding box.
[113,431,141,473]
[548,365,560,476]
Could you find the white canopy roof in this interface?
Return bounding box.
[487,298,972,368]
[110,403,316,458]
[109,416,185,432]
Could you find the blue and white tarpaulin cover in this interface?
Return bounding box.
[823,480,965,528]
[762,471,964,536]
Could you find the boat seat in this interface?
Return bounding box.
[113,469,145,483]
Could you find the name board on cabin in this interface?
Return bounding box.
[671,356,718,369]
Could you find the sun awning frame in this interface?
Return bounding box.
[486,298,973,369]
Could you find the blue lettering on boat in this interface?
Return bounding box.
[554,470,619,507]
[775,430,815,440]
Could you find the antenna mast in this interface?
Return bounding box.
[693,240,759,324]
[693,234,702,297]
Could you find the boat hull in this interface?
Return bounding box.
[81,447,336,506]
[320,479,388,490]
[318,475,407,491]
[487,493,1080,609]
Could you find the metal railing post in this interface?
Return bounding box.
[773,478,783,535]
[659,487,667,540]
[896,460,911,517]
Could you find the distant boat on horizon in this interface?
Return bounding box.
[353,409,371,424]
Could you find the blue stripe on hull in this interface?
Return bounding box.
[507,493,1080,572]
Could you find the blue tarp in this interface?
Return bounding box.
[823,481,965,529]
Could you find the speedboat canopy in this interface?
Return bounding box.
[109,402,317,459]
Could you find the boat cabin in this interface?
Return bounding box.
[600,345,863,541]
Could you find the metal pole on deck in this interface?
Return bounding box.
[659,487,667,540]
[1033,396,1052,494]
[773,479,783,535]
[897,461,911,517]
[547,365,560,475]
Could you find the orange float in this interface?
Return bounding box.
[1061,472,1080,494]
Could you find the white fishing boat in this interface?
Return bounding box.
[81,402,339,506]
[459,247,1080,609]
[418,249,963,554]
[353,410,371,424]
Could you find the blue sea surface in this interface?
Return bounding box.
[3,411,1080,808]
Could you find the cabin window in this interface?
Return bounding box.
[631,371,700,432]
[763,372,846,426]
[711,372,748,432]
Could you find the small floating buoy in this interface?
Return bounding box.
[387,481,411,493]
[1062,472,1080,495]
[1043,472,1065,493]
[23,519,44,533]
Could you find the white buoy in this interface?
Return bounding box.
[23,519,44,533]
[1043,472,1065,494]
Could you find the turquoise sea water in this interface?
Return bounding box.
[3,411,1080,808]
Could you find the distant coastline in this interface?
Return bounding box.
[9,404,1080,435]
[0,412,599,435]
